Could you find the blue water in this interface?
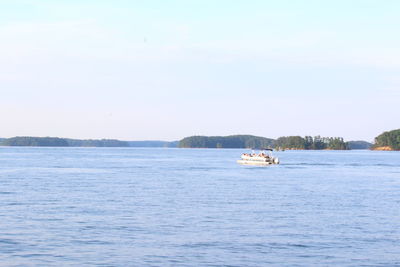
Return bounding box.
[0,147,399,266]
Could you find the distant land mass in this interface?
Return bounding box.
[0,137,178,148]
[372,129,400,151]
[2,136,70,147]
[179,135,275,149]
[1,137,128,147]
[128,141,178,148]
[179,135,350,150]
[2,129,398,150]
[347,141,373,150]
[275,136,348,150]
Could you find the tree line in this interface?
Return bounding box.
[1,129,398,150]
[0,136,179,147]
[179,135,349,150]
[1,137,129,147]
[275,136,348,150]
[179,135,275,149]
[373,129,400,150]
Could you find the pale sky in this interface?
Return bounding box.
[1,0,399,142]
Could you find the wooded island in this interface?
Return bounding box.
[372,129,400,151]
[179,135,350,150]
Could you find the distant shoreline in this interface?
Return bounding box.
[0,146,397,152]
[1,130,399,150]
[0,136,178,148]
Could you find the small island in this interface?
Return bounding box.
[372,129,400,151]
[179,135,275,149]
[274,136,348,150]
[179,135,349,150]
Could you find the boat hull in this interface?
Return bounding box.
[237,160,273,166]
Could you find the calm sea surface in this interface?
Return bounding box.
[0,147,399,266]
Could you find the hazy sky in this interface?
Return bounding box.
[1,0,399,141]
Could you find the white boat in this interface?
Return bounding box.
[237,148,279,165]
